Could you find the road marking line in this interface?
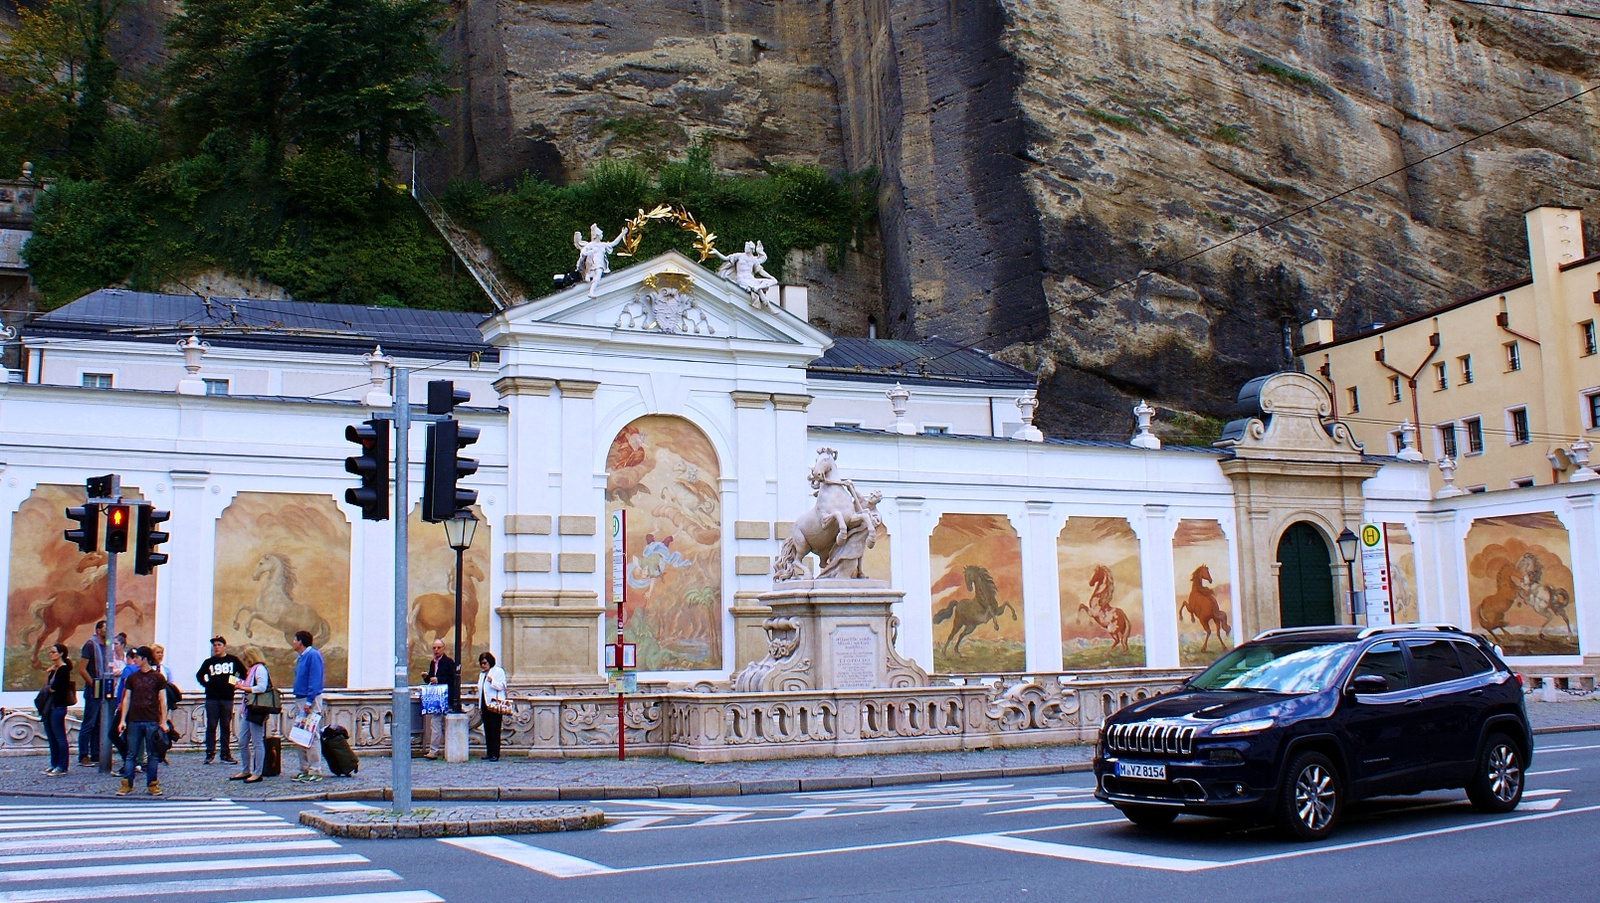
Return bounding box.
[0,814,284,832]
[0,827,319,854]
[225,893,443,903]
[0,852,369,883]
[440,837,616,877]
[1527,768,1577,777]
[0,819,288,840]
[0,839,340,867]
[1539,744,1600,754]
[689,813,751,826]
[0,868,399,903]
[1519,799,1560,811]
[599,800,744,812]
[0,802,243,813]
[950,834,1215,872]
[1523,789,1569,798]
[988,802,1111,815]
[601,816,676,832]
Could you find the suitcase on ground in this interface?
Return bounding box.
[321,725,359,776]
[262,737,282,778]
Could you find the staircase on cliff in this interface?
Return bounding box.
[412,187,521,311]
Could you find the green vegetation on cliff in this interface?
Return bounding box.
[442,144,878,299]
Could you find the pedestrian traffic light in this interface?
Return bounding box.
[344,418,391,521]
[64,503,100,553]
[104,505,131,554]
[422,419,479,522]
[133,505,170,575]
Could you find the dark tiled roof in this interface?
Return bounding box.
[807,337,1036,389]
[27,290,498,361]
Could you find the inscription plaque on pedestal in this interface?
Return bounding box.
[831,626,878,690]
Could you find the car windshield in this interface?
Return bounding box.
[1188,642,1355,695]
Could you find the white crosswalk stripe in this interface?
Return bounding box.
[0,800,441,903]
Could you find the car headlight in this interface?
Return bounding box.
[1209,718,1274,736]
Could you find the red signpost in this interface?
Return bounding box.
[610,511,626,760]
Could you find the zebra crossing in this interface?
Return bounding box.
[0,799,442,903]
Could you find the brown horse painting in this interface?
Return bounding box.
[933,565,1017,657]
[409,557,486,660]
[20,552,144,667]
[1180,564,1232,652]
[1077,565,1130,652]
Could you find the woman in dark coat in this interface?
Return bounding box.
[41,644,76,775]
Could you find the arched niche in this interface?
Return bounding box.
[1173,518,1235,666]
[928,513,1024,673]
[1058,516,1145,668]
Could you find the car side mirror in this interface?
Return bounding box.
[1348,674,1389,696]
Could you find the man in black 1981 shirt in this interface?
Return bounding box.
[196,636,245,765]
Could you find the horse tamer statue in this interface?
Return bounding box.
[773,447,883,581]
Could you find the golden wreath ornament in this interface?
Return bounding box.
[614,205,718,262]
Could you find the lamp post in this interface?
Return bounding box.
[442,513,477,713]
[1337,527,1359,624]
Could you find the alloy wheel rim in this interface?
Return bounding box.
[1487,743,1521,803]
[1294,763,1336,830]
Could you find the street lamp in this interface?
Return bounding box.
[1337,527,1359,624]
[442,513,477,713]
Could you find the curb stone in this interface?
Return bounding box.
[299,804,606,839]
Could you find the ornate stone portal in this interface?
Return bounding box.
[735,449,929,692]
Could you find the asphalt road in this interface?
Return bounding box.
[7,729,1600,903]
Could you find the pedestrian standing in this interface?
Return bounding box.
[76,620,108,765]
[116,647,167,796]
[40,644,75,775]
[422,639,457,759]
[196,636,244,765]
[291,630,325,783]
[149,644,178,766]
[476,652,507,762]
[231,653,271,784]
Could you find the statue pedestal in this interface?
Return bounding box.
[732,579,928,692]
[496,591,607,688]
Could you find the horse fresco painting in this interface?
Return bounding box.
[1384,523,1419,624]
[605,415,723,671]
[1172,518,1236,666]
[212,492,351,686]
[1466,512,1579,657]
[1057,517,1145,668]
[4,484,157,691]
[928,514,1025,673]
[406,504,492,679]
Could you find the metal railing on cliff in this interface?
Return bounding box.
[411,184,519,312]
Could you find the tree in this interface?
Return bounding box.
[0,0,130,176]
[165,0,454,174]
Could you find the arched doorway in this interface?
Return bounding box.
[1276,522,1336,627]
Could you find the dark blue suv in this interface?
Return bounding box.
[1093,624,1531,840]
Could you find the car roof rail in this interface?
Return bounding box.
[1356,622,1466,639]
[1250,625,1357,642]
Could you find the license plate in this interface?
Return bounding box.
[1115,761,1167,781]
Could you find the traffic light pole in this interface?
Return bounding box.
[391,370,412,815]
[100,545,117,775]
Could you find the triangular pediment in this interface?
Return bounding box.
[482,251,832,357]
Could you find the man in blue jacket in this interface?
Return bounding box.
[291,630,325,783]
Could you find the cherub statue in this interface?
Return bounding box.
[573,223,629,297]
[711,240,779,305]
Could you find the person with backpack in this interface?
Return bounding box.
[231,653,273,784]
[39,644,76,775]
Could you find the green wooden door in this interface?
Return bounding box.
[1277,522,1336,627]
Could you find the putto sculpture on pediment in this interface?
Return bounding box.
[711,240,779,308]
[615,269,714,335]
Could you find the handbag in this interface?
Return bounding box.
[419,684,449,715]
[484,697,512,716]
[248,684,282,712]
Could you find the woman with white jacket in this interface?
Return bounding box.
[476,652,509,762]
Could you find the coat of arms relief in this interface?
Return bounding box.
[615,270,714,335]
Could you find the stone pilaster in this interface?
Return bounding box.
[1021,501,1062,672]
[497,590,606,686]
[1139,505,1180,668]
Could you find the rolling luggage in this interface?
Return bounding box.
[262,737,282,778]
[320,725,359,776]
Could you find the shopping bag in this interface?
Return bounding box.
[419,684,449,715]
[288,711,322,748]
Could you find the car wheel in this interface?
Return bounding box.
[1466,733,1524,814]
[1118,804,1178,829]
[1276,750,1341,841]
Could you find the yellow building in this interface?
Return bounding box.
[1297,206,1600,494]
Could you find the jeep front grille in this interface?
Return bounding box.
[1105,722,1196,756]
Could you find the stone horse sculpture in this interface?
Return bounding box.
[772,448,883,581]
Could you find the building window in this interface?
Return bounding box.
[1437,423,1457,460]
[1347,386,1360,413]
[831,420,861,429]
[921,425,949,436]
[1434,362,1448,391]
[1465,484,1488,494]
[1505,341,1521,371]
[1511,476,1535,489]
[203,378,229,396]
[1464,417,1484,455]
[1508,407,1530,445]
[1389,375,1402,403]
[1588,392,1600,430]
[81,373,113,389]
[1583,320,1598,357]
[1459,354,1473,384]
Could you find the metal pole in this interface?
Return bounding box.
[1346,560,1358,623]
[392,370,412,814]
[453,545,463,713]
[99,545,116,774]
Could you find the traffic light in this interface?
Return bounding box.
[64,503,100,553]
[344,419,391,521]
[86,474,117,500]
[427,379,469,415]
[134,505,170,575]
[423,419,479,522]
[104,505,131,554]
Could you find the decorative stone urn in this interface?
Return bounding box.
[732,578,928,692]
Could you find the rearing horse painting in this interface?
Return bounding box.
[234,553,333,648]
[933,565,1018,657]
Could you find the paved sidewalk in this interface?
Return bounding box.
[3,700,1593,803]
